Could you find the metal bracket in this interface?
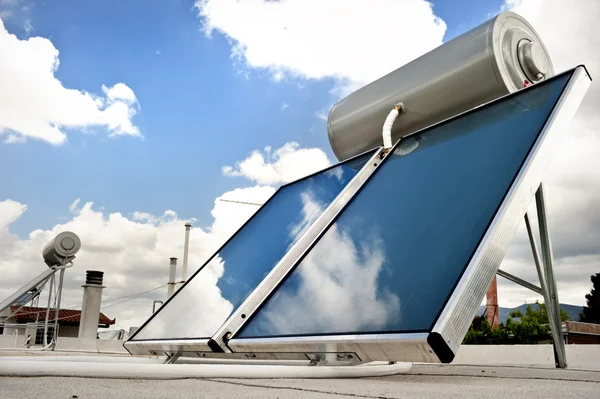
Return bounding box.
[308,352,361,367]
[163,352,181,364]
[499,183,566,368]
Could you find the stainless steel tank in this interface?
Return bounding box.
[42,231,81,267]
[327,11,554,161]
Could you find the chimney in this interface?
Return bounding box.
[167,258,177,298]
[486,276,499,328]
[182,223,191,282]
[78,270,105,340]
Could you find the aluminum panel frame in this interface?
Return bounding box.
[429,66,591,360]
[211,149,385,352]
[124,339,211,356]
[228,333,438,363]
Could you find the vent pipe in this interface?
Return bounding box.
[78,270,105,341]
[182,223,191,282]
[167,258,177,298]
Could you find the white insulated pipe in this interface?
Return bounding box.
[382,102,405,150]
[182,223,191,282]
[0,358,412,379]
[167,257,177,298]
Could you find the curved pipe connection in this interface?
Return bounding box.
[382,102,405,151]
[0,358,412,379]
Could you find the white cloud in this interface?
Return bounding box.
[4,134,26,143]
[0,142,330,330]
[496,0,600,308]
[0,199,27,240]
[68,198,81,215]
[0,19,140,145]
[0,0,21,19]
[194,0,446,90]
[222,142,331,185]
[102,83,137,104]
[315,111,328,121]
[23,18,32,33]
[280,103,289,111]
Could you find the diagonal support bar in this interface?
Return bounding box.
[497,269,542,294]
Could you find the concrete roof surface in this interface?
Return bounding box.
[2,364,599,398]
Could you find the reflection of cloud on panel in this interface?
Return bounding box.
[287,191,327,244]
[394,137,419,156]
[253,223,400,335]
[134,254,233,339]
[325,166,344,182]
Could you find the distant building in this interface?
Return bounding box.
[0,306,115,345]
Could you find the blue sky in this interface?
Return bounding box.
[1,0,503,238]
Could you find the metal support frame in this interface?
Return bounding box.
[502,183,567,368]
[0,260,72,351]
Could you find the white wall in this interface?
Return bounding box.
[55,337,127,353]
[96,339,127,353]
[453,344,600,370]
[0,334,26,348]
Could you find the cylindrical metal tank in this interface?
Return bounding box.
[327,11,554,161]
[42,231,81,267]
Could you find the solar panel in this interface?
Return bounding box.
[126,150,374,350]
[125,66,590,362]
[14,289,40,306]
[222,67,590,362]
[237,74,572,339]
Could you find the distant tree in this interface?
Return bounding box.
[503,302,569,344]
[463,301,570,345]
[579,273,600,324]
[463,315,491,344]
[521,301,571,323]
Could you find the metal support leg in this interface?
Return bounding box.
[50,268,66,350]
[43,274,55,348]
[524,184,567,368]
